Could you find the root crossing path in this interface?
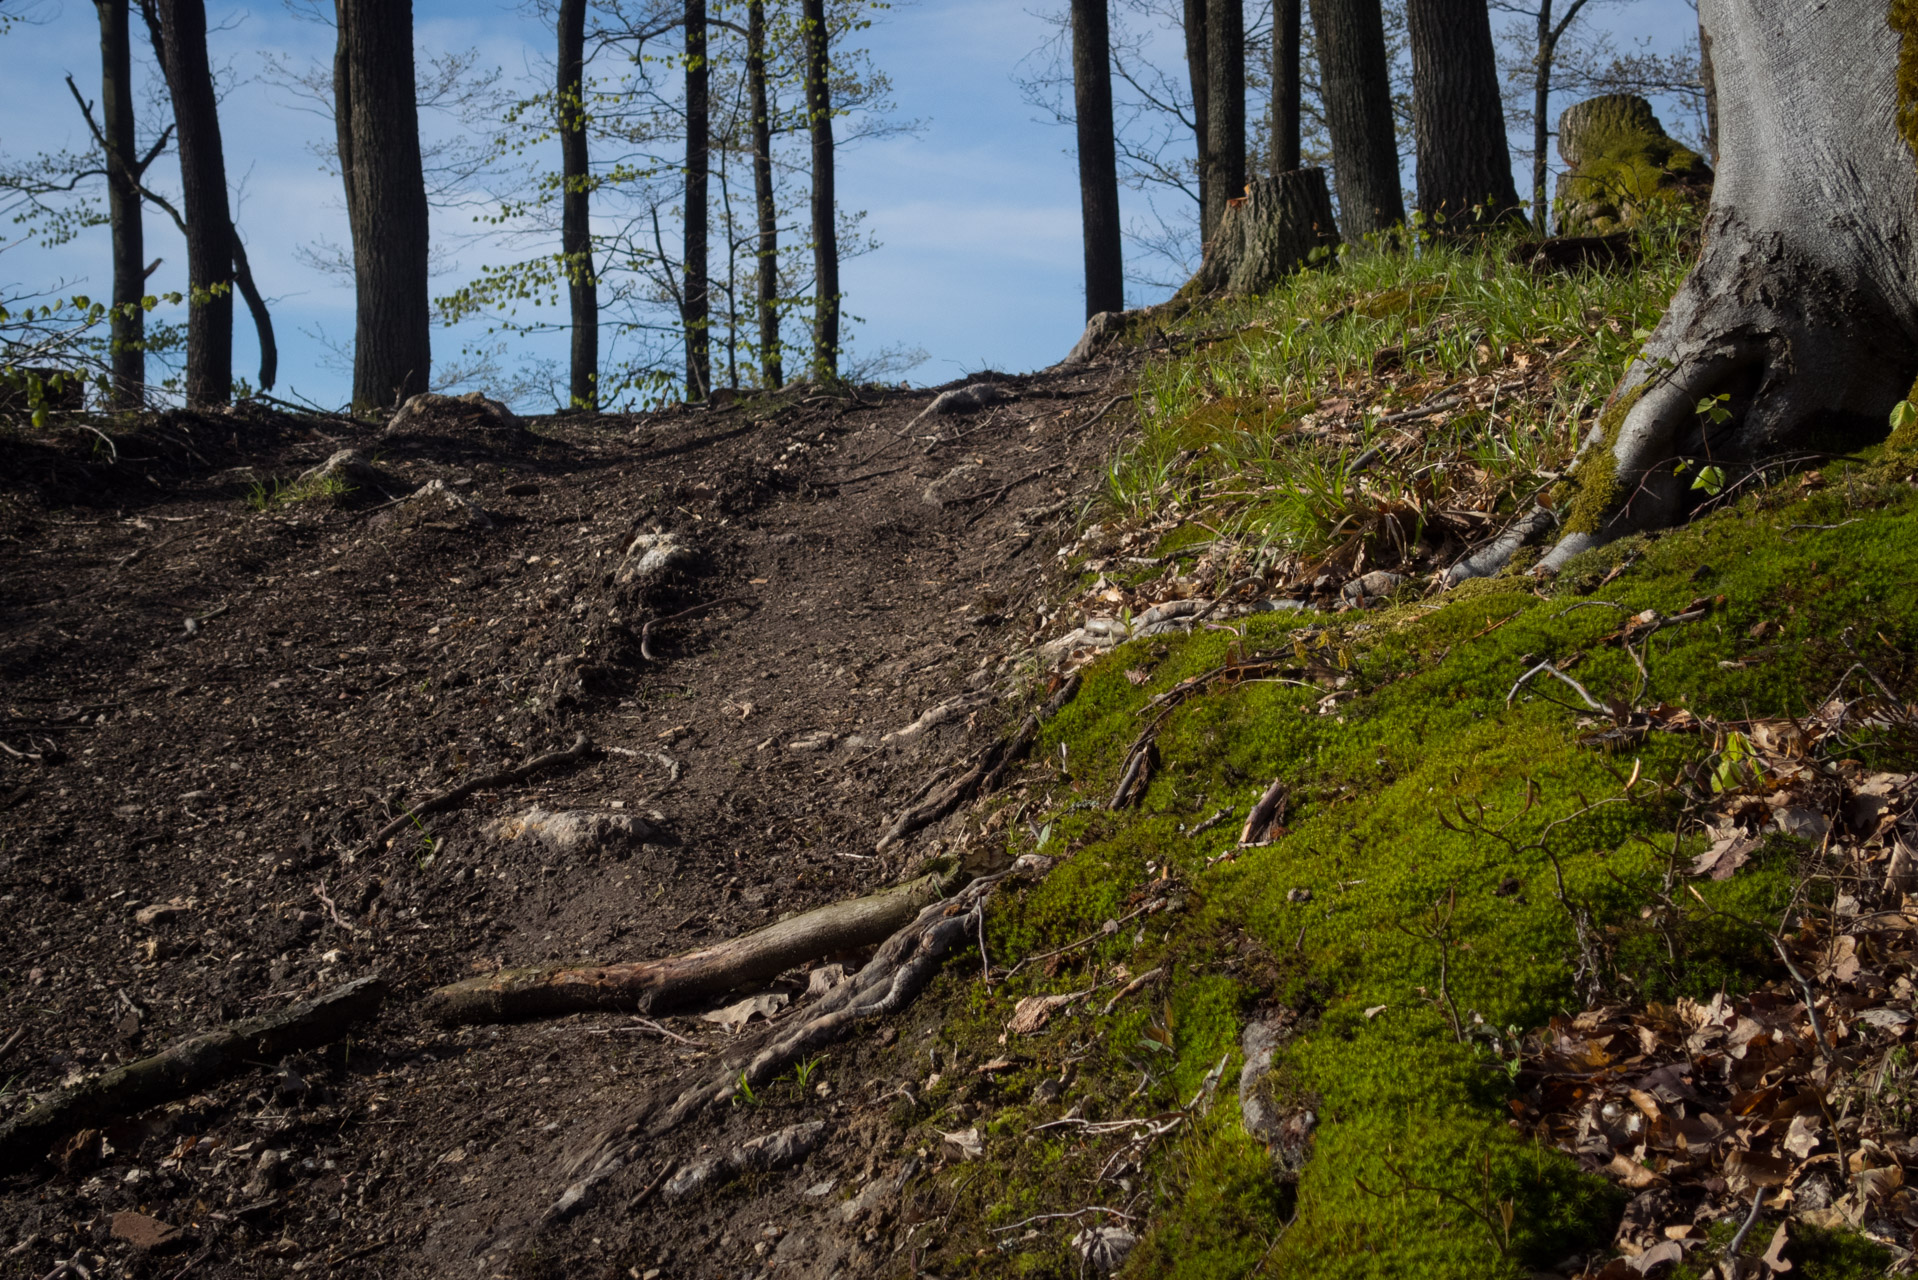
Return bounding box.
[0,357,1137,1280]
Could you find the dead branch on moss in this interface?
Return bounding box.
[352,734,594,859]
[0,977,387,1175]
[1239,779,1289,845]
[424,862,966,1024]
[546,874,1007,1221]
[875,673,1081,851]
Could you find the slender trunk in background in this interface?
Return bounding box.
[1270,0,1300,173]
[334,0,431,410]
[96,0,145,408]
[747,0,781,387]
[683,0,710,400]
[559,0,597,409]
[1202,0,1244,245]
[1407,0,1522,226]
[149,0,232,405]
[802,0,838,380]
[1307,0,1403,238]
[1071,0,1123,318]
[1183,0,1210,235]
[1528,0,1593,228]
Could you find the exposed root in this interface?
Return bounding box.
[351,734,594,859]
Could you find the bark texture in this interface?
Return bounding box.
[335,0,431,410]
[1270,0,1301,174]
[1195,167,1340,294]
[97,0,145,408]
[1072,0,1124,318]
[150,0,232,406]
[684,0,711,399]
[803,0,838,379]
[1492,0,1918,578]
[748,0,781,387]
[1308,0,1403,238]
[559,0,598,409]
[1406,0,1522,224]
[1202,0,1246,247]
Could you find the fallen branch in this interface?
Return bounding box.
[0,977,386,1175]
[1239,778,1288,845]
[547,874,1006,1219]
[639,596,747,661]
[424,862,965,1025]
[352,734,593,858]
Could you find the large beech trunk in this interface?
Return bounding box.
[1449,0,1918,583]
[1308,0,1403,238]
[1270,0,1301,174]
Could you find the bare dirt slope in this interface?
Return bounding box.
[0,356,1136,1280]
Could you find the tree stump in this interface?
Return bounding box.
[1554,94,1712,236]
[1193,167,1340,296]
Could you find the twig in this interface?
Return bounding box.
[835,461,915,486]
[1006,900,1164,978]
[0,1026,24,1065]
[987,1206,1135,1233]
[1238,778,1288,845]
[1100,967,1164,1016]
[1723,1186,1768,1280]
[1067,393,1131,438]
[627,1158,677,1210]
[312,881,358,934]
[1505,659,1609,713]
[961,463,1067,524]
[353,734,594,858]
[639,596,747,660]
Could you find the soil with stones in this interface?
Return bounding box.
[0,355,1138,1280]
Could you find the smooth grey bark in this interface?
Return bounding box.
[1270,0,1301,174]
[1450,0,1918,583]
[148,0,232,405]
[803,0,838,379]
[1072,0,1124,317]
[1202,0,1245,246]
[748,0,780,387]
[559,0,597,409]
[1307,0,1403,238]
[1406,0,1521,224]
[335,0,431,409]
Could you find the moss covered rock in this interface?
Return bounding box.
[1554,95,1712,235]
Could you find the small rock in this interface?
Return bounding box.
[384,390,523,435]
[802,1178,838,1198]
[292,449,387,499]
[110,1210,183,1252]
[618,532,693,587]
[1340,570,1404,606]
[134,900,184,927]
[390,478,492,529]
[243,1148,286,1198]
[921,462,981,506]
[1072,1225,1137,1273]
[787,730,840,753]
[735,1121,828,1172]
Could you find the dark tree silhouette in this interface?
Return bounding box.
[1270,0,1301,174]
[747,0,781,387]
[683,0,710,400]
[1407,0,1521,225]
[94,0,150,407]
[146,0,232,405]
[1071,0,1123,317]
[1183,0,1211,238]
[1307,0,1403,237]
[1202,0,1244,246]
[558,0,597,409]
[334,0,431,409]
[802,0,838,380]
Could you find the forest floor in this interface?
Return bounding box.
[0,355,1149,1280]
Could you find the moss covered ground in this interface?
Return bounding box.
[885,231,1918,1278]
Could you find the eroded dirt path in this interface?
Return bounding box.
[0,358,1136,1279]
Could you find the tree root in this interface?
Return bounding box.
[545,874,1005,1221]
[351,733,594,859]
[423,861,966,1025]
[874,673,1080,852]
[0,977,387,1175]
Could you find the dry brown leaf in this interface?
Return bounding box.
[1782,1112,1822,1160]
[1605,1154,1666,1189]
[1725,1147,1793,1190]
[1006,989,1090,1036]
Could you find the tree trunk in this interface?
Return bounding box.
[1203,0,1245,247]
[802,0,838,380]
[748,0,780,388]
[1307,0,1403,238]
[1071,0,1124,318]
[1407,0,1521,226]
[559,0,597,410]
[150,0,232,406]
[683,0,710,400]
[334,0,431,411]
[1184,0,1210,237]
[1530,1,1556,230]
[1270,0,1301,174]
[96,0,145,409]
[1699,17,1718,164]
[1449,0,1918,583]
[1194,166,1339,294]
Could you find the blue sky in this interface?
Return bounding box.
[0,0,1699,409]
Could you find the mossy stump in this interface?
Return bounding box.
[1554,94,1712,235]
